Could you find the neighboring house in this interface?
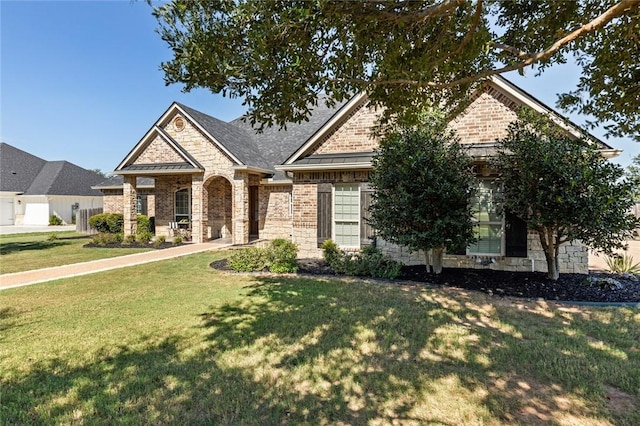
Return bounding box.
[96,76,620,274]
[0,143,104,225]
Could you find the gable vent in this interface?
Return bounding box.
[174,116,185,132]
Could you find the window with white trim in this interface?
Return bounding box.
[333,183,360,247]
[468,180,503,255]
[175,188,191,223]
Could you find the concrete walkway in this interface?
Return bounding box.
[0,240,231,291]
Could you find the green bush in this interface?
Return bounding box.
[49,215,63,226]
[173,236,183,245]
[137,215,151,234]
[321,241,402,279]
[47,233,59,241]
[89,213,124,234]
[137,231,153,244]
[153,235,166,248]
[123,234,137,244]
[228,247,269,272]
[92,232,122,247]
[267,238,298,273]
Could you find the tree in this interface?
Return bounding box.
[494,111,639,280]
[152,0,639,139]
[368,118,476,274]
[626,154,640,200]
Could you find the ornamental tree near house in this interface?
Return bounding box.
[494,111,640,281]
[153,0,639,139]
[368,118,476,274]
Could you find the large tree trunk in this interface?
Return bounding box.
[432,246,445,274]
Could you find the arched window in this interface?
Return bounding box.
[175,188,191,223]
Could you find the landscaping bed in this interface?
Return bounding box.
[212,258,640,303]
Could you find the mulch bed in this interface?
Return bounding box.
[211,258,640,303]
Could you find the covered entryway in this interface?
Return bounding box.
[204,176,233,240]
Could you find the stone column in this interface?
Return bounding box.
[123,175,138,238]
[233,171,249,244]
[191,173,204,243]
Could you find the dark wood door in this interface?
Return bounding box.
[249,186,259,238]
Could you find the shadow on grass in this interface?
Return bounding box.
[0,240,72,255]
[2,276,639,424]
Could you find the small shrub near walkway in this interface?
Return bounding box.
[228,238,299,273]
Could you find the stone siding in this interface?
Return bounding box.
[134,135,184,164]
[260,185,293,240]
[377,232,588,274]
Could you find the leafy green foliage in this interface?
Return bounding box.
[321,240,402,279]
[137,232,153,244]
[368,117,476,273]
[173,236,183,245]
[267,238,298,273]
[123,234,137,244]
[626,154,640,200]
[47,233,59,242]
[91,232,123,247]
[137,215,151,235]
[228,247,270,272]
[605,254,640,275]
[494,109,640,280]
[152,0,639,139]
[48,215,63,226]
[89,213,124,234]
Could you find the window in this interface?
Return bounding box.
[468,180,503,255]
[136,195,147,215]
[175,188,191,223]
[334,184,360,247]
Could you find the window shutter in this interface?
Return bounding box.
[505,210,528,257]
[317,183,332,247]
[361,183,374,246]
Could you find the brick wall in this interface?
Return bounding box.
[133,135,184,164]
[311,102,381,155]
[260,185,293,240]
[447,86,519,144]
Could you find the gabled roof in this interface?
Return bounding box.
[0,143,103,196]
[0,142,47,192]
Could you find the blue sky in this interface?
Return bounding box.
[1,1,637,173]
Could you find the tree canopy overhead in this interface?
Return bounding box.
[153,0,639,139]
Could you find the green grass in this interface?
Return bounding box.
[1,252,639,425]
[0,232,153,274]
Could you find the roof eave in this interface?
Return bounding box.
[231,165,274,175]
[114,169,203,176]
[276,162,373,172]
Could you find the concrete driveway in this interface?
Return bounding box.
[0,225,77,235]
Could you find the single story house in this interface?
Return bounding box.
[0,143,104,226]
[96,76,620,274]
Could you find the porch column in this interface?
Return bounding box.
[123,175,137,237]
[233,171,250,244]
[191,173,204,244]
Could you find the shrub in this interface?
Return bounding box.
[604,253,640,275]
[322,241,402,279]
[153,235,166,248]
[267,238,298,273]
[137,231,153,244]
[137,215,151,234]
[47,233,59,241]
[89,213,123,234]
[92,232,121,247]
[123,234,137,244]
[228,247,269,272]
[173,236,183,245]
[49,215,63,226]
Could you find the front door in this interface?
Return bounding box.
[249,186,259,239]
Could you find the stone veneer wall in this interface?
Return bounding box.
[311,102,381,155]
[292,170,370,258]
[377,232,588,274]
[259,185,293,240]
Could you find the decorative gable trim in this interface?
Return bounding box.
[283,93,368,165]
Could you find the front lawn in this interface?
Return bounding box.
[0,232,153,274]
[1,252,639,424]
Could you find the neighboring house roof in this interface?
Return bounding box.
[0,142,47,192]
[0,142,103,196]
[93,176,155,190]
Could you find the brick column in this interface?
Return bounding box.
[233,171,249,244]
[191,173,204,243]
[123,175,137,237]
